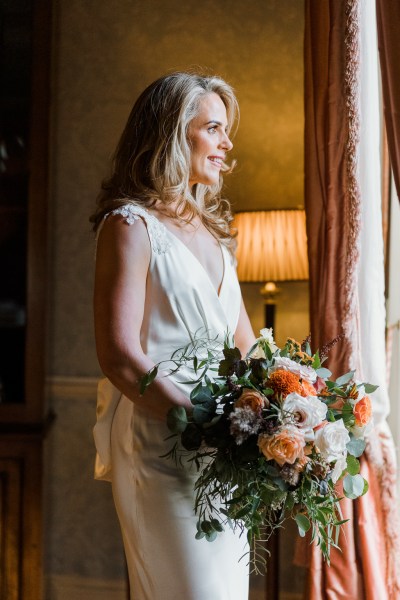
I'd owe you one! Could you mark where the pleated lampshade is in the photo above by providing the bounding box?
[233,210,309,282]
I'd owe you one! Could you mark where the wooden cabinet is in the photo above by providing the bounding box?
[0,437,43,600]
[0,0,52,598]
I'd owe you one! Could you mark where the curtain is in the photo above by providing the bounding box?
[304,0,360,377]
[376,0,400,203]
[303,1,400,598]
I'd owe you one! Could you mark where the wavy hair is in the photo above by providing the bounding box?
[90,71,239,251]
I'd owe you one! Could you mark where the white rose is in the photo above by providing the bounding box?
[283,392,328,441]
[256,328,278,353]
[314,419,350,462]
[331,454,347,484]
[271,356,317,383]
[259,328,275,344]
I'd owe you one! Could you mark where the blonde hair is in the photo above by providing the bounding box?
[90,71,239,250]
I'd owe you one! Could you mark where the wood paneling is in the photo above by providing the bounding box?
[0,439,42,600]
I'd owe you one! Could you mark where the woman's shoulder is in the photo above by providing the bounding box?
[101,200,171,255]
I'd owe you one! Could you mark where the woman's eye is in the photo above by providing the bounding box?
[207,126,217,134]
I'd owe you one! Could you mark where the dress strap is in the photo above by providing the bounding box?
[105,203,171,255]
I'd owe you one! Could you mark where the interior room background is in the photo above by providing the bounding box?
[44,1,308,598]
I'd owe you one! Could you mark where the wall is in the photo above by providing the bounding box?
[45,0,306,597]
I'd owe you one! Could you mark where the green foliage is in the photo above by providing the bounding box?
[166,406,188,433]
[295,514,311,537]
[364,383,379,393]
[139,365,158,394]
[346,437,366,457]
[335,371,355,386]
[346,455,360,475]
[343,474,365,499]
[139,331,375,574]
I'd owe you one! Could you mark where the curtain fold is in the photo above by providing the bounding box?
[304,0,360,378]
[376,0,400,203]
[303,0,400,598]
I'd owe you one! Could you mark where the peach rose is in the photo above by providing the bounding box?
[353,395,372,426]
[258,425,305,466]
[235,389,266,413]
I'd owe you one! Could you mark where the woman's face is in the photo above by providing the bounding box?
[187,92,233,188]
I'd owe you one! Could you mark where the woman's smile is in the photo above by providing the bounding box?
[188,92,233,188]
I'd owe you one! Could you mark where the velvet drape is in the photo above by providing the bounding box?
[376,0,400,203]
[304,0,360,377]
[303,1,400,598]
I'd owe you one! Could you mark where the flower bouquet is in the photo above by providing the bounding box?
[141,329,376,570]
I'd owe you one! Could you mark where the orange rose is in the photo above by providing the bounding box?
[235,389,266,413]
[258,426,305,466]
[267,369,303,399]
[353,395,372,426]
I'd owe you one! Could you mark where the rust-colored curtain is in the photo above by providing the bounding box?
[376,0,400,202]
[303,1,400,598]
[304,0,360,375]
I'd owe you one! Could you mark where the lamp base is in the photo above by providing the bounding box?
[265,304,276,330]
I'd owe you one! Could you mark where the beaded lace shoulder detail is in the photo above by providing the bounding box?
[106,204,171,255]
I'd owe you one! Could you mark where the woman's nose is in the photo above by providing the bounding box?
[220,132,233,152]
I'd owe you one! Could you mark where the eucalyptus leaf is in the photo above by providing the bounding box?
[295,514,310,537]
[335,370,355,386]
[166,406,188,433]
[346,437,366,457]
[346,455,360,476]
[316,367,332,378]
[139,365,158,394]
[190,385,213,405]
[343,474,364,499]
[210,518,224,532]
[193,402,216,424]
[364,383,379,394]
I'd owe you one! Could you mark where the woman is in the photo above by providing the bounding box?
[92,72,255,600]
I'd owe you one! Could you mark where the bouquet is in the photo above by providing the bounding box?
[141,328,376,571]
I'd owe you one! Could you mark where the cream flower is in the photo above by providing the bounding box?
[314,419,350,462]
[257,328,278,352]
[271,356,317,383]
[331,454,347,484]
[283,392,328,441]
[251,345,266,359]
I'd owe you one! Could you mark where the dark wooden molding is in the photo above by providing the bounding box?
[0,0,52,424]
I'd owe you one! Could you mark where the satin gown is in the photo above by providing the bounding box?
[93,204,250,600]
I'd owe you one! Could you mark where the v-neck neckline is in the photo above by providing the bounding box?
[146,209,226,299]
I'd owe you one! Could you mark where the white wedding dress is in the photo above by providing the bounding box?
[93,204,249,600]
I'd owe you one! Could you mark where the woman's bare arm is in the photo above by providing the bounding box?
[234,297,256,356]
[94,215,192,420]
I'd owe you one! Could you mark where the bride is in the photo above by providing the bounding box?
[91,71,255,600]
